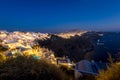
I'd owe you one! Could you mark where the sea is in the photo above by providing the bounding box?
[88,32,120,62]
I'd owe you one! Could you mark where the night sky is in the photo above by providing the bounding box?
[0,0,120,32]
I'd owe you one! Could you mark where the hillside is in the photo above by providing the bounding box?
[37,32,94,62]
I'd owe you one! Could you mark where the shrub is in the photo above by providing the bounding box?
[78,74,96,80]
[96,63,120,80]
[0,53,6,63]
[59,65,74,79]
[0,56,69,80]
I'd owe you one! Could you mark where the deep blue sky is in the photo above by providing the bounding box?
[0,0,120,32]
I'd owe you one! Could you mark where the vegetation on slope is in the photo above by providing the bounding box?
[0,55,70,80]
[96,63,120,80]
[0,53,6,63]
